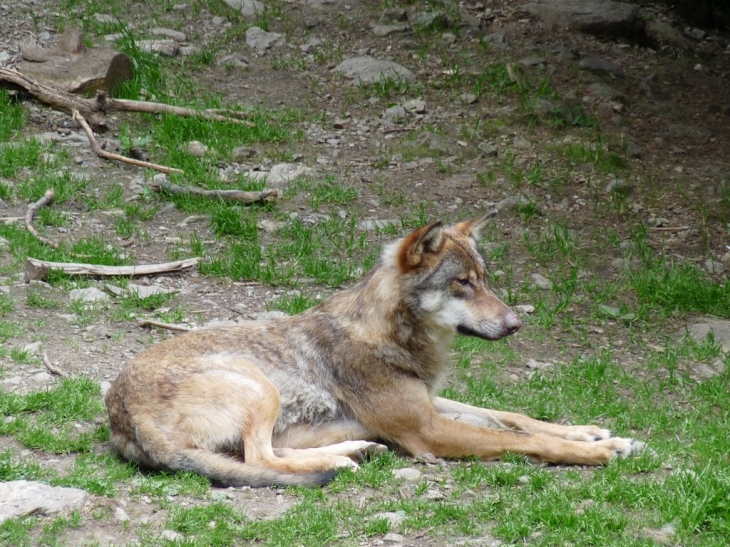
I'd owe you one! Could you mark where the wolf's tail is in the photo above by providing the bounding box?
[173,449,338,487]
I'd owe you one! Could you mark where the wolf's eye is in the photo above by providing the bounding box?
[456,278,471,287]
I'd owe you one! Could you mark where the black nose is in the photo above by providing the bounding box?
[504,311,521,335]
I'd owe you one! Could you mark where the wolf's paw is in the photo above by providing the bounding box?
[345,441,388,463]
[600,437,647,460]
[333,456,360,471]
[564,425,613,442]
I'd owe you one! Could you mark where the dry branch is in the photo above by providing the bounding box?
[1,67,254,128]
[151,180,278,204]
[42,351,66,377]
[25,188,58,248]
[25,257,200,282]
[137,319,191,332]
[72,109,184,174]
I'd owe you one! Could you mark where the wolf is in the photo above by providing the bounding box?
[105,214,642,486]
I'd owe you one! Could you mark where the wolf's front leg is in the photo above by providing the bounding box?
[434,397,613,441]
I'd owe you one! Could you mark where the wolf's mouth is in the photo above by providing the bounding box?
[457,324,503,341]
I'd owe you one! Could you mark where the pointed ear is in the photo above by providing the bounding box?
[450,210,497,240]
[397,221,444,272]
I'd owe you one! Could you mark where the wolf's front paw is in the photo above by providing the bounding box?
[600,437,648,460]
[564,425,613,442]
[347,441,388,462]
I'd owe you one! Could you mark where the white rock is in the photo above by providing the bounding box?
[69,287,109,303]
[333,56,416,85]
[392,467,422,481]
[530,273,553,290]
[223,0,264,17]
[115,506,130,522]
[127,284,176,299]
[0,481,86,524]
[246,27,286,50]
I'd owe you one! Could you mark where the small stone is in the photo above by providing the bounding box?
[402,99,426,113]
[151,27,187,42]
[526,358,553,370]
[22,341,42,355]
[69,287,109,303]
[160,530,184,542]
[115,507,130,522]
[218,53,249,68]
[382,105,407,124]
[379,8,407,24]
[372,511,405,530]
[579,56,624,78]
[530,273,553,290]
[246,27,285,50]
[513,304,534,314]
[0,481,86,524]
[136,39,179,57]
[383,532,404,543]
[357,219,399,230]
[704,259,724,274]
[127,284,175,299]
[477,141,497,157]
[181,141,208,157]
[599,305,621,317]
[100,380,112,397]
[231,146,257,161]
[460,92,478,105]
[392,467,422,481]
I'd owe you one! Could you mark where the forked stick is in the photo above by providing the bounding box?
[150,180,278,204]
[25,189,58,248]
[72,109,184,174]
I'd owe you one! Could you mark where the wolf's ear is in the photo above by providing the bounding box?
[451,210,497,240]
[398,221,444,272]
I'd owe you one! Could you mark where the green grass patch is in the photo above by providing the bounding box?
[0,90,27,141]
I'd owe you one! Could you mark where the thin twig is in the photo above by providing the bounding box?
[42,351,66,377]
[72,109,184,174]
[648,226,690,232]
[137,319,191,332]
[103,96,255,126]
[151,180,278,204]
[25,188,58,248]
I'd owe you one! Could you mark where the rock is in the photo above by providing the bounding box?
[639,74,671,101]
[625,142,642,158]
[246,27,286,50]
[530,273,553,290]
[404,132,460,157]
[299,38,324,53]
[392,467,422,481]
[382,105,407,124]
[160,530,184,542]
[115,506,130,522]
[483,33,507,45]
[513,304,535,314]
[255,311,289,320]
[231,146,257,161]
[526,358,553,370]
[267,163,314,187]
[384,532,404,543]
[380,9,408,24]
[533,97,574,124]
[477,141,498,157]
[523,0,645,42]
[588,82,624,102]
[372,24,409,37]
[692,359,726,380]
[0,481,87,524]
[69,287,109,303]
[357,219,399,230]
[496,193,533,211]
[684,27,706,41]
[685,320,730,352]
[460,92,478,104]
[579,57,624,78]
[402,99,426,113]
[666,124,713,140]
[151,27,187,42]
[218,52,249,68]
[15,27,133,96]
[127,284,175,299]
[181,140,208,157]
[136,39,179,57]
[333,56,416,85]
[22,341,42,355]
[641,522,676,545]
[605,177,630,193]
[93,13,117,24]
[100,380,113,397]
[223,0,264,17]
[646,20,692,49]
[520,55,546,67]
[704,259,725,274]
[372,511,406,530]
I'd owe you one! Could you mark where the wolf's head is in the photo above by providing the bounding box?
[394,214,521,341]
